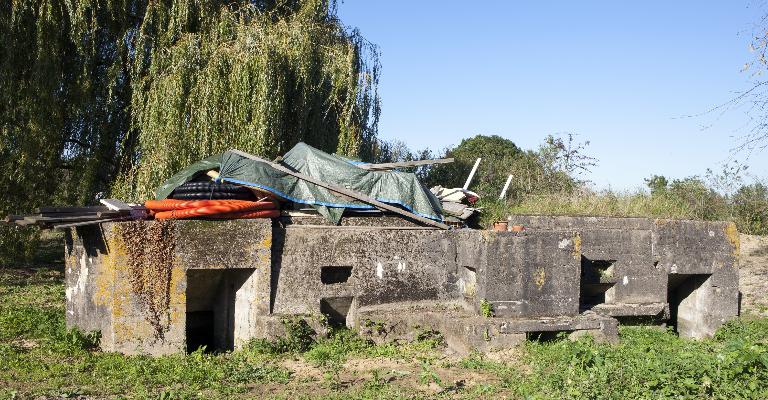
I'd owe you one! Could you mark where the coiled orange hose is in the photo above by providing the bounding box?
[145,199,279,220]
[204,209,281,219]
[145,199,271,211]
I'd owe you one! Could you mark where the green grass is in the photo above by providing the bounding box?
[481,191,697,227]
[0,266,767,399]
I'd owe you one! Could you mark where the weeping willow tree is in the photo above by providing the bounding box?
[116,0,380,199]
[0,0,379,262]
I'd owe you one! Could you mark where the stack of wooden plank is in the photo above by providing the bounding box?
[3,201,148,229]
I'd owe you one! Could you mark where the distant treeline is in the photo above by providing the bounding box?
[376,134,768,235]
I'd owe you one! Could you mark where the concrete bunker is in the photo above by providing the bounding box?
[64,215,741,355]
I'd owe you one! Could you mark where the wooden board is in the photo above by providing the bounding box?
[100,199,133,211]
[356,158,454,171]
[53,217,131,229]
[36,206,111,214]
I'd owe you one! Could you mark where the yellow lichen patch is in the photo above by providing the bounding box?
[654,218,670,226]
[572,232,582,260]
[95,231,128,308]
[724,222,740,263]
[534,268,546,289]
[260,235,272,250]
[168,261,186,327]
[258,235,273,266]
[113,319,155,345]
[99,229,133,323]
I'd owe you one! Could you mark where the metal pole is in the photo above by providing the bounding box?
[463,158,482,190]
[499,174,513,200]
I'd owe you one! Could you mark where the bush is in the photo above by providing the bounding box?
[733,183,768,235]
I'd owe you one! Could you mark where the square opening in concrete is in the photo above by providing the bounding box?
[580,256,617,310]
[526,331,572,342]
[459,266,477,299]
[667,273,712,337]
[320,297,354,326]
[320,266,353,284]
[186,268,257,353]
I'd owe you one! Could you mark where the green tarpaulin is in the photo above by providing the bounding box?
[155,142,443,224]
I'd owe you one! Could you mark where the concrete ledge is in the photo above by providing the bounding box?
[355,303,618,354]
[591,302,670,319]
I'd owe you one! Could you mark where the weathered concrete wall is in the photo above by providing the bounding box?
[64,215,741,355]
[64,226,111,335]
[65,223,187,355]
[271,226,459,320]
[473,231,580,318]
[506,215,740,338]
[272,226,580,322]
[65,219,272,355]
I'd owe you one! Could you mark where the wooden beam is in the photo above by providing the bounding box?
[226,149,450,230]
[356,158,454,171]
[36,206,111,214]
[3,215,23,223]
[53,217,132,229]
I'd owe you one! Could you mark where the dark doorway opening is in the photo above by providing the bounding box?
[526,330,572,342]
[320,297,354,326]
[185,268,256,353]
[186,311,214,352]
[579,256,617,310]
[667,273,711,336]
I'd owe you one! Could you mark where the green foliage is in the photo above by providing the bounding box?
[733,183,768,235]
[1,266,768,398]
[117,0,380,200]
[245,316,317,354]
[435,134,766,233]
[275,317,317,353]
[0,0,380,261]
[537,133,597,182]
[645,174,669,195]
[392,133,590,227]
[479,298,494,318]
[372,133,766,234]
[425,135,522,196]
[514,324,768,399]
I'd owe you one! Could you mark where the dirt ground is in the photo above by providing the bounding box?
[245,354,510,398]
[739,234,768,316]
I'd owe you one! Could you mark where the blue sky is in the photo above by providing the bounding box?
[337,1,768,190]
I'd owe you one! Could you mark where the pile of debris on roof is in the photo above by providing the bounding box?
[3,142,484,229]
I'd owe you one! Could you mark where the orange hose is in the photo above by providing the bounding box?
[147,199,279,220]
[204,209,281,219]
[154,203,275,219]
[145,199,274,211]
